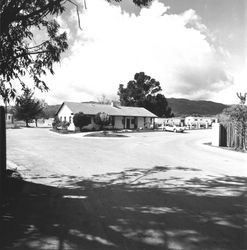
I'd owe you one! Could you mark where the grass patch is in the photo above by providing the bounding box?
[84,131,128,137]
[50,128,75,134]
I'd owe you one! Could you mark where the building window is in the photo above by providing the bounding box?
[60,116,62,121]
[69,116,72,123]
[131,118,135,124]
[64,116,66,121]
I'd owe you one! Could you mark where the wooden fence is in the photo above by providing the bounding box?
[222,122,247,150]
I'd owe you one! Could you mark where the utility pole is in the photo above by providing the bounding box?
[0,106,6,197]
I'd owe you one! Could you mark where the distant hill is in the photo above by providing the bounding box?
[167,98,228,117]
[47,98,228,118]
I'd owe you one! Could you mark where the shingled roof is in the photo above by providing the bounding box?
[57,102,157,117]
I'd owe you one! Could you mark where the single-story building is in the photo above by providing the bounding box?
[185,116,218,128]
[56,102,157,131]
[155,117,185,127]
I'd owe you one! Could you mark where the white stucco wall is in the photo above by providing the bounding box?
[211,122,221,146]
[114,116,124,129]
[57,104,75,131]
[137,117,153,129]
[138,117,144,129]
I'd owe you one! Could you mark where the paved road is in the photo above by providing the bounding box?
[7,128,247,184]
[3,128,247,250]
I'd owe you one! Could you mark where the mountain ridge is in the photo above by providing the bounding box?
[167,98,228,116]
[46,98,229,117]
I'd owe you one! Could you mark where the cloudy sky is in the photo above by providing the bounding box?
[36,0,246,105]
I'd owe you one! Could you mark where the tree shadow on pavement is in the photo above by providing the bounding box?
[0,167,246,250]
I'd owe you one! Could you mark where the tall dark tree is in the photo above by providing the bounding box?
[143,93,173,118]
[118,72,173,117]
[14,88,44,127]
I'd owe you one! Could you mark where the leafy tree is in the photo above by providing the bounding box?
[0,0,70,94]
[94,112,110,130]
[0,0,153,97]
[118,72,173,117]
[0,79,16,112]
[14,88,44,127]
[73,112,91,131]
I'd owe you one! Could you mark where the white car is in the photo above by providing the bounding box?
[164,124,185,133]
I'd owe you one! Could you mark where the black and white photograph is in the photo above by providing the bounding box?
[0,0,246,249]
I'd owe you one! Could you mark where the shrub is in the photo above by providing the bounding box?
[61,121,70,131]
[73,112,91,131]
[94,112,110,130]
[52,116,61,130]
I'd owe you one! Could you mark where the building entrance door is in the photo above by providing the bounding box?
[126,118,130,129]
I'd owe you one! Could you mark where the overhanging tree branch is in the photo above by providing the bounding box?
[67,0,82,30]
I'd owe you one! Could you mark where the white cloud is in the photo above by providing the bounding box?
[210,65,247,104]
[38,0,233,104]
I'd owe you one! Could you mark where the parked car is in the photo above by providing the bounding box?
[164,124,185,133]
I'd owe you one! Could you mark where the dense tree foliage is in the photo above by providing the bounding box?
[14,88,44,127]
[73,112,91,131]
[94,112,110,130]
[118,72,173,117]
[0,0,69,94]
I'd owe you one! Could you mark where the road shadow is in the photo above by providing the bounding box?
[1,167,246,250]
